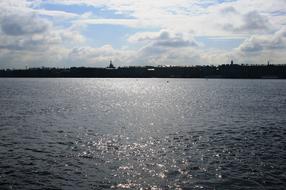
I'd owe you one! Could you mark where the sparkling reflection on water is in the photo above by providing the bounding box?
[0,78,285,189]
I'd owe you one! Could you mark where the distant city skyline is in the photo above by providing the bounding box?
[0,0,286,69]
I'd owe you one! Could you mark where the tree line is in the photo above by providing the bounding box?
[0,64,285,78]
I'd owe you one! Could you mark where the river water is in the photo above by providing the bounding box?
[0,78,285,189]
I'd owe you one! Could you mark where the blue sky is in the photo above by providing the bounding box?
[0,0,286,68]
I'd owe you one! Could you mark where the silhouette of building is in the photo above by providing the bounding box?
[231,60,234,65]
[107,60,115,69]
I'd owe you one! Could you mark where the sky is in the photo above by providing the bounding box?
[0,0,286,69]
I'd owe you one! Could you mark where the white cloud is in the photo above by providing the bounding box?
[238,27,286,53]
[0,1,86,68]
[128,30,198,48]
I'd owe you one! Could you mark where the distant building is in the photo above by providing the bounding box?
[107,60,115,69]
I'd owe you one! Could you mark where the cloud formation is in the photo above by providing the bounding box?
[0,0,285,68]
[239,27,286,53]
[223,11,271,33]
[1,14,50,36]
[129,30,198,48]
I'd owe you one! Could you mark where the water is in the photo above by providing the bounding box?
[0,78,285,190]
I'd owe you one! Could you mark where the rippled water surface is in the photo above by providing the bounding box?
[0,78,285,189]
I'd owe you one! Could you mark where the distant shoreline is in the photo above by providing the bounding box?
[0,77,285,79]
[1,64,285,79]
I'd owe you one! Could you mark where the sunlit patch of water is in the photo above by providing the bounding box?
[68,127,286,189]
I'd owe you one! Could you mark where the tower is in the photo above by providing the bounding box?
[107,60,115,69]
